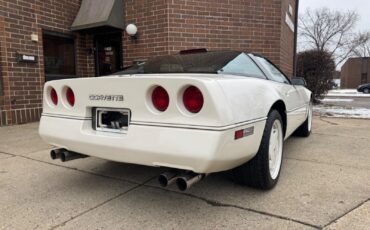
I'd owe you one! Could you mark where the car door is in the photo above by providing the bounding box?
[251,55,307,137]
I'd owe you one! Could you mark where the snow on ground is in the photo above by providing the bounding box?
[327,89,370,98]
[317,89,370,118]
[314,105,370,119]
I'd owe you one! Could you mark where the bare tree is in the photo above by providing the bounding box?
[299,8,370,67]
[353,33,370,57]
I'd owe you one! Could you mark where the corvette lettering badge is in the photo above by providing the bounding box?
[89,95,124,102]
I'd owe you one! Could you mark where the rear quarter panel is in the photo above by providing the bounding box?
[215,76,284,123]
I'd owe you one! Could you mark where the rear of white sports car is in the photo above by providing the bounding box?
[39,51,312,191]
[39,75,266,172]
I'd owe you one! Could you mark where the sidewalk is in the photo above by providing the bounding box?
[0,117,369,229]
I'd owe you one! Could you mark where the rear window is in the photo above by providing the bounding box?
[116,51,266,79]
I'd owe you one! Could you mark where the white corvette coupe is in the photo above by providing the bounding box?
[39,50,312,191]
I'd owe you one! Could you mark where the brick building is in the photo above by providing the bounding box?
[0,0,298,126]
[341,57,370,89]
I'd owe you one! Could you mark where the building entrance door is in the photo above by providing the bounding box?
[95,32,123,76]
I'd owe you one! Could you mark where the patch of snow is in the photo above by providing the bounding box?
[327,93,370,98]
[329,89,357,94]
[321,98,354,102]
[314,105,370,119]
[326,89,370,97]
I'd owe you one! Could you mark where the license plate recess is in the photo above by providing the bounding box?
[94,108,130,133]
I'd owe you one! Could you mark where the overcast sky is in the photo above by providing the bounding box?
[299,0,370,33]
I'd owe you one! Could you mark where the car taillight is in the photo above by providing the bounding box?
[66,88,75,107]
[183,86,203,113]
[50,88,58,105]
[152,86,169,112]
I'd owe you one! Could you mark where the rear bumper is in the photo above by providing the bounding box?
[39,115,265,173]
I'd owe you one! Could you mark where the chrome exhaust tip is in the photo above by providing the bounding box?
[60,150,87,162]
[158,170,180,187]
[50,149,64,160]
[176,172,206,191]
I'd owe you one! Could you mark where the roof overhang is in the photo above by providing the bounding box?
[71,0,124,32]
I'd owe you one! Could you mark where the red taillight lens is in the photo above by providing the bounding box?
[152,86,169,112]
[66,88,75,107]
[50,88,58,105]
[183,86,204,113]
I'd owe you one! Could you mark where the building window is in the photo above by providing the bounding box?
[361,73,368,84]
[43,32,76,81]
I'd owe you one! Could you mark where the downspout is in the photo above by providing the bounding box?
[293,0,300,77]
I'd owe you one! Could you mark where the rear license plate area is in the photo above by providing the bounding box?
[94,108,130,133]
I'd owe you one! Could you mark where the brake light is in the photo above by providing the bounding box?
[50,88,58,105]
[152,86,169,112]
[66,88,75,107]
[183,86,203,113]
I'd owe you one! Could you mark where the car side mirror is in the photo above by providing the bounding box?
[291,77,307,87]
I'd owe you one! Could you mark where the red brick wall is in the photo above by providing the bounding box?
[167,0,281,66]
[123,0,170,66]
[280,0,296,76]
[165,0,295,76]
[0,0,87,126]
[123,0,296,74]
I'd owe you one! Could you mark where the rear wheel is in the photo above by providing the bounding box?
[293,102,312,137]
[232,110,284,190]
[364,88,370,94]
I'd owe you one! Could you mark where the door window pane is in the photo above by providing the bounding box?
[255,56,290,84]
[43,34,76,80]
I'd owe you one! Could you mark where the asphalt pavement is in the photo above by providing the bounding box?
[1,117,370,229]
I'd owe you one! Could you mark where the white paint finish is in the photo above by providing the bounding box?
[39,116,265,173]
[218,78,309,138]
[42,75,234,127]
[40,73,311,173]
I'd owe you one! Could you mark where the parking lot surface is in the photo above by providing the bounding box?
[0,117,369,229]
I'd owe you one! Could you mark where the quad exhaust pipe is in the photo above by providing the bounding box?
[158,170,181,187]
[50,149,88,162]
[158,170,207,191]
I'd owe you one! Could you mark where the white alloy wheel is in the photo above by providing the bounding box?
[364,88,370,94]
[269,120,283,180]
[232,110,284,190]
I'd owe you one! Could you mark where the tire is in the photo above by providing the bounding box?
[364,88,370,94]
[232,110,284,190]
[293,102,312,137]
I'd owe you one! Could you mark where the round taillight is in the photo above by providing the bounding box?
[183,86,204,113]
[50,88,58,105]
[66,88,75,107]
[152,86,169,112]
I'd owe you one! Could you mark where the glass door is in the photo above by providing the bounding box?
[95,32,123,76]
